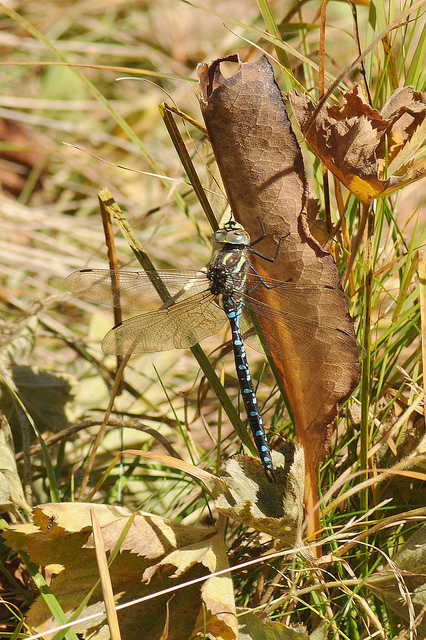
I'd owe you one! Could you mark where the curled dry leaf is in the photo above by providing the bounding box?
[215,444,305,541]
[3,503,236,640]
[288,85,426,204]
[198,55,360,532]
[130,445,304,542]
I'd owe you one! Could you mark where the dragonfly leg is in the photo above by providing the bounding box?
[249,217,268,247]
[248,263,293,291]
[249,217,289,263]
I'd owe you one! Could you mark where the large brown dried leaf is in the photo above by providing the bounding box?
[198,56,360,526]
[288,85,426,204]
[3,503,236,640]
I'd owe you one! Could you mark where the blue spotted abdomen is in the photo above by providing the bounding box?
[222,297,275,482]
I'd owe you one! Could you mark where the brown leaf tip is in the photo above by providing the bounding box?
[197,54,240,102]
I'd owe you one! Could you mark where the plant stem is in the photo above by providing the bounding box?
[360,202,374,519]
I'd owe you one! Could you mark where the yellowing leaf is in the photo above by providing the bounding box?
[4,502,234,640]
[145,519,237,639]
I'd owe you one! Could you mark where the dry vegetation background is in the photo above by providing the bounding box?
[0,0,425,638]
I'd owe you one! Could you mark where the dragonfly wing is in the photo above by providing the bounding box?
[244,276,346,329]
[241,283,357,363]
[65,269,208,311]
[101,290,227,355]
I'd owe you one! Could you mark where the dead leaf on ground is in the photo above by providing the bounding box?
[0,365,75,450]
[144,516,235,638]
[288,85,426,204]
[367,522,426,637]
[198,55,360,535]
[0,413,30,515]
[215,444,304,541]
[3,503,237,640]
[129,443,304,542]
[238,609,330,639]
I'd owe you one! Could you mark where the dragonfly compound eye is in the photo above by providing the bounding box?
[226,230,249,244]
[214,230,228,243]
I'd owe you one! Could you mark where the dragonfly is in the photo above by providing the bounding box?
[65,219,351,482]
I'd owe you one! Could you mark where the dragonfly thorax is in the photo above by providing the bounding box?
[208,221,251,298]
[207,245,249,298]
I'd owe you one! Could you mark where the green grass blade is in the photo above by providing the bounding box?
[0,374,60,502]
[22,553,79,640]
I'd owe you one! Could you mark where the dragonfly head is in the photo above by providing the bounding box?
[214,220,250,246]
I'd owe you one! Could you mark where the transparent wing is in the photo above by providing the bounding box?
[65,267,356,361]
[64,268,209,311]
[242,278,346,331]
[66,268,346,328]
[240,279,357,363]
[101,290,227,355]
